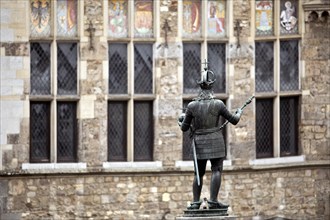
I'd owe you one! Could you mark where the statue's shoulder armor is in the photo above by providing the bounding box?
[209,99,223,116]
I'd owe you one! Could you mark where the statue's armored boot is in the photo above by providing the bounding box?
[187,201,202,210]
[207,200,229,209]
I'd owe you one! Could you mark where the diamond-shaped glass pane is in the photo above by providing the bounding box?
[134,101,153,161]
[108,101,127,161]
[183,43,201,94]
[208,43,226,93]
[56,0,77,37]
[280,40,299,91]
[30,43,51,95]
[134,44,153,94]
[30,102,50,162]
[57,102,77,162]
[255,0,273,36]
[57,43,77,95]
[255,42,274,92]
[280,0,298,35]
[109,44,128,94]
[256,99,273,158]
[30,0,51,38]
[280,96,298,156]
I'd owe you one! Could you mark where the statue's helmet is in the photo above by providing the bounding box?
[197,62,216,90]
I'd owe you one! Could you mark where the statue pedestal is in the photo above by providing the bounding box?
[176,209,236,220]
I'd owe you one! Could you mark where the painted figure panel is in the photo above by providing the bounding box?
[183,0,201,38]
[30,0,51,38]
[57,0,77,37]
[255,0,273,36]
[134,0,153,38]
[108,0,128,38]
[280,0,298,35]
[207,0,226,37]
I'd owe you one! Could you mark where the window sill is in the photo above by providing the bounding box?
[102,161,162,172]
[249,155,305,166]
[22,162,87,170]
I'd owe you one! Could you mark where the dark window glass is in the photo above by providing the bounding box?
[30,43,51,95]
[255,42,274,92]
[108,101,127,161]
[183,43,201,94]
[57,102,77,162]
[57,43,77,95]
[30,102,50,162]
[134,101,153,161]
[280,96,299,156]
[109,44,128,94]
[208,43,226,93]
[134,44,153,94]
[280,40,299,91]
[256,99,274,158]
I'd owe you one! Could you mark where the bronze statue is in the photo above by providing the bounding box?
[178,61,244,210]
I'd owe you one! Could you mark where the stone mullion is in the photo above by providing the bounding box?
[80,0,108,167]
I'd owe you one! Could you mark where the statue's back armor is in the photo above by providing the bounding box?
[187,99,226,159]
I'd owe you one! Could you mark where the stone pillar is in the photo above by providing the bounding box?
[80,0,108,167]
[227,0,256,165]
[154,0,182,168]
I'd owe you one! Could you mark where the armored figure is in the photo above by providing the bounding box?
[178,62,242,210]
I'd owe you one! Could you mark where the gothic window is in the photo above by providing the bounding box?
[107,1,155,162]
[29,0,79,163]
[255,1,300,159]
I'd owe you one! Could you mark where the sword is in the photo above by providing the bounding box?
[192,139,200,186]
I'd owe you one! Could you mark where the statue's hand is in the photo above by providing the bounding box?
[178,113,185,127]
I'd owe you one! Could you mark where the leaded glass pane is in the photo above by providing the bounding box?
[30,0,51,38]
[134,0,153,38]
[109,44,128,94]
[280,0,298,35]
[30,102,50,162]
[183,43,201,94]
[183,0,201,38]
[280,96,298,156]
[255,42,274,92]
[280,40,299,91]
[207,0,226,37]
[56,0,77,37]
[134,44,153,94]
[30,43,51,95]
[134,101,153,161]
[57,102,77,162]
[256,99,273,158]
[108,101,127,161]
[255,0,273,36]
[108,0,128,38]
[208,43,226,93]
[57,43,77,95]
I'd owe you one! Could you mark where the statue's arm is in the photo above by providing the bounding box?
[218,101,242,125]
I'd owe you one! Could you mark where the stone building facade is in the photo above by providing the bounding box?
[0,0,329,219]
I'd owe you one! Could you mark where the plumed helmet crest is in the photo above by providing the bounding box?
[197,59,216,90]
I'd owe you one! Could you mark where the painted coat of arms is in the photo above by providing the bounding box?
[30,0,51,37]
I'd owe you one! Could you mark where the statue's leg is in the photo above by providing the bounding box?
[208,158,228,209]
[188,159,207,210]
[209,158,223,201]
